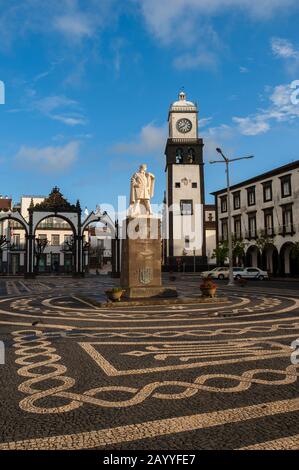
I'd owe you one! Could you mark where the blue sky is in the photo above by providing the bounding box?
[1,0,299,214]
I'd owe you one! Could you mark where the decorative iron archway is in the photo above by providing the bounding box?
[0,211,29,275]
[0,187,115,278]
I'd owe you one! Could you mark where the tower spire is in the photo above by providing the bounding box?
[179,89,186,101]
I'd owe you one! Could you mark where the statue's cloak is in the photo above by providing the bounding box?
[130,172,155,205]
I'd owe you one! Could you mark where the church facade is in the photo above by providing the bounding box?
[163,91,216,271]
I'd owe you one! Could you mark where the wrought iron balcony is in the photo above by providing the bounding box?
[37,222,72,230]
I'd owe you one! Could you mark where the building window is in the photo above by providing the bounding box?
[64,234,73,243]
[247,186,256,206]
[192,182,197,188]
[51,234,60,246]
[263,181,272,202]
[234,217,242,240]
[248,214,256,239]
[220,195,227,213]
[12,234,20,247]
[175,182,181,188]
[221,219,228,241]
[176,148,183,164]
[281,175,292,198]
[97,239,104,249]
[234,217,242,239]
[281,204,293,234]
[233,191,241,210]
[264,210,274,236]
[180,200,193,215]
[185,236,190,248]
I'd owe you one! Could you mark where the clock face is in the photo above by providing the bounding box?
[176,118,192,134]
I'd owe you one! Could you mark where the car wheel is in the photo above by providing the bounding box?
[218,274,224,280]
[258,275,264,281]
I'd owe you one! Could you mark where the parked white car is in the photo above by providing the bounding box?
[201,267,229,280]
[233,267,269,281]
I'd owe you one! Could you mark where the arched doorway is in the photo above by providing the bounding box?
[28,187,82,277]
[34,215,77,274]
[245,245,261,268]
[280,242,299,277]
[0,212,29,275]
[262,244,279,276]
[81,211,117,275]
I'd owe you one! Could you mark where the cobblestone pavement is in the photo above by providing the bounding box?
[0,276,299,450]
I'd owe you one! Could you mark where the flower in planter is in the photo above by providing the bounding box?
[200,276,217,297]
[200,279,217,290]
[105,287,125,301]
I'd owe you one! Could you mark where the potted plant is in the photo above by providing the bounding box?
[105,287,125,302]
[200,277,217,298]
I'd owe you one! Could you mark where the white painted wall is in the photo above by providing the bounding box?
[206,229,216,264]
[171,164,203,256]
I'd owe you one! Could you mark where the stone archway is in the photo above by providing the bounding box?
[245,245,261,268]
[280,242,298,277]
[262,244,279,275]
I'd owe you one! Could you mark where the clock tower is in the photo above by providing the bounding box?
[164,91,207,270]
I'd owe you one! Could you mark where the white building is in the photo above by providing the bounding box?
[88,223,112,272]
[212,160,299,276]
[164,91,216,271]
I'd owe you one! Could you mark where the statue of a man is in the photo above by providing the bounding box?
[129,164,155,216]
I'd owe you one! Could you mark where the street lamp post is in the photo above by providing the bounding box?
[210,148,254,286]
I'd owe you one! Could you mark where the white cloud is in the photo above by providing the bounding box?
[239,66,249,73]
[0,0,119,47]
[33,96,77,114]
[174,49,218,70]
[15,141,80,172]
[134,0,298,71]
[53,13,95,39]
[233,117,270,136]
[233,82,299,135]
[271,37,299,73]
[202,124,236,159]
[111,123,167,155]
[32,95,87,126]
[136,0,298,43]
[271,37,299,59]
[199,117,213,128]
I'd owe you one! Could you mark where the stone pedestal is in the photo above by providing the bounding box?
[121,216,177,299]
